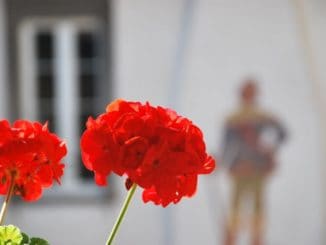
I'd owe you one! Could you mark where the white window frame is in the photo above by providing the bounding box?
[17,17,111,199]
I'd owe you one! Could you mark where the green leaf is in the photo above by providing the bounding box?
[29,238,49,245]
[0,225,23,245]
[0,226,49,245]
[20,233,29,244]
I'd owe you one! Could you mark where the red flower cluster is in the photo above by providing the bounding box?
[0,120,67,201]
[81,99,215,206]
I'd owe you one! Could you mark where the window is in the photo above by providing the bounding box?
[17,19,111,199]
[6,0,112,200]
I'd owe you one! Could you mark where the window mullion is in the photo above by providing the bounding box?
[54,22,80,189]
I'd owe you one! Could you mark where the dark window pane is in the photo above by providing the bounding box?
[79,113,94,179]
[39,99,53,112]
[80,114,89,134]
[78,155,94,179]
[36,32,53,59]
[38,60,53,75]
[80,74,95,98]
[38,74,54,98]
[81,99,95,112]
[39,112,55,132]
[80,60,96,75]
[36,31,55,132]
[80,112,96,135]
[78,33,96,58]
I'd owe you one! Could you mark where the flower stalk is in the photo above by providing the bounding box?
[0,173,16,225]
[106,183,137,245]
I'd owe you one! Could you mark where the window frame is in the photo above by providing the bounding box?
[17,17,112,200]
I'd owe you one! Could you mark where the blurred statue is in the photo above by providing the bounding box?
[222,80,286,245]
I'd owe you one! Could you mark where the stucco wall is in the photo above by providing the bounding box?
[0,0,325,244]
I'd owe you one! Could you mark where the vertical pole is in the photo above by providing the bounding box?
[291,0,326,243]
[165,0,196,244]
[167,0,196,109]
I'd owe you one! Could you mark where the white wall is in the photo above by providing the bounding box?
[1,0,325,244]
[111,0,326,244]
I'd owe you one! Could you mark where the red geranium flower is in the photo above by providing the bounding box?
[0,120,67,201]
[81,99,215,207]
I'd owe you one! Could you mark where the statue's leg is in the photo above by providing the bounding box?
[224,177,245,245]
[251,176,266,245]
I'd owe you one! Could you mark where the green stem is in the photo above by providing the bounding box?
[106,183,137,245]
[0,173,16,225]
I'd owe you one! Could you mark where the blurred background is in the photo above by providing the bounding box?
[0,0,325,244]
